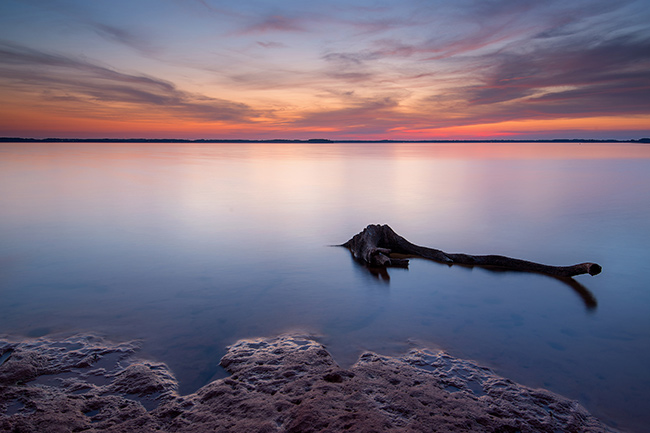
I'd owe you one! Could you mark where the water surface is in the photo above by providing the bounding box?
[1,142,649,431]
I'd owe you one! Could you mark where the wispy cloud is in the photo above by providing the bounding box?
[0,42,259,122]
[91,22,158,56]
[240,15,307,34]
[1,0,648,139]
[257,41,286,49]
[291,96,408,135]
[320,51,381,83]
[464,35,650,114]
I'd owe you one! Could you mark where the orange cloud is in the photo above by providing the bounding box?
[1,0,649,140]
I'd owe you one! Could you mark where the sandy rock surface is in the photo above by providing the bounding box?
[0,334,616,432]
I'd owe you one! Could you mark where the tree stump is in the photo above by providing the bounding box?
[342,224,601,278]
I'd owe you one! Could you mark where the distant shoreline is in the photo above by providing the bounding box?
[2,137,649,144]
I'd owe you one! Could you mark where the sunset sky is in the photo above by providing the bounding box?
[1,0,649,140]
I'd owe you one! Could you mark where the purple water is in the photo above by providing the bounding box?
[1,142,649,431]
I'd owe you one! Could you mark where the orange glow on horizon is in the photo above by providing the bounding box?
[3,105,649,140]
[2,79,648,141]
[389,116,650,141]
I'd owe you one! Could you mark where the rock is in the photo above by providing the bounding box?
[0,333,617,432]
[0,334,175,433]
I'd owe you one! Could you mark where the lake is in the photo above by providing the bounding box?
[1,141,649,431]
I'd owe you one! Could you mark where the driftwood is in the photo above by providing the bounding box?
[342,224,602,278]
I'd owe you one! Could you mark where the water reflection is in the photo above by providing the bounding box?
[346,246,599,310]
[1,142,649,432]
[349,257,395,283]
[552,277,598,310]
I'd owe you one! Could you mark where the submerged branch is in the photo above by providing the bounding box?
[342,224,602,278]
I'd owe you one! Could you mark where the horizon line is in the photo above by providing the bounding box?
[2,137,650,144]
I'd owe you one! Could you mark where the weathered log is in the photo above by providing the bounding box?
[342,224,602,278]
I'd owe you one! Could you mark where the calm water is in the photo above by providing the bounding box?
[1,142,649,431]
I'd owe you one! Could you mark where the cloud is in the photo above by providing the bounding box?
[321,51,381,83]
[2,0,648,138]
[291,96,406,135]
[363,0,645,63]
[257,41,286,49]
[91,22,158,55]
[400,1,650,130]
[322,52,379,66]
[0,42,259,122]
[238,15,307,34]
[464,35,650,114]
[6,1,159,56]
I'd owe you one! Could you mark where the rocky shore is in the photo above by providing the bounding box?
[0,333,616,432]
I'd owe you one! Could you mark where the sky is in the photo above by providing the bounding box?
[0,0,649,140]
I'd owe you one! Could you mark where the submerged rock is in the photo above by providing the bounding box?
[0,334,616,432]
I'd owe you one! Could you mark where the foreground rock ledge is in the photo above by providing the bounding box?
[1,334,616,433]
